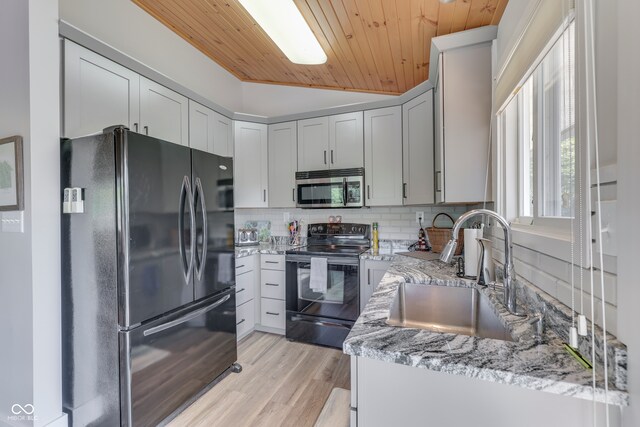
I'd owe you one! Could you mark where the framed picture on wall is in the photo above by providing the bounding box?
[0,135,24,211]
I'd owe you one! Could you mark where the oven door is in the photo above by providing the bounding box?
[285,255,360,321]
[296,177,363,208]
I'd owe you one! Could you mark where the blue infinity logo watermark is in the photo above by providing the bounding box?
[11,404,35,415]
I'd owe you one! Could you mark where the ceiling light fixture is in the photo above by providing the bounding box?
[237,0,327,65]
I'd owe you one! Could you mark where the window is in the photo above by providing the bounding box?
[499,20,575,230]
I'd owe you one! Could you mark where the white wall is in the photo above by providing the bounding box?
[0,2,34,424]
[241,82,394,117]
[616,0,640,424]
[0,1,65,426]
[58,0,244,112]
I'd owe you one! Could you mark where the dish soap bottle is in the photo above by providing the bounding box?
[372,222,379,251]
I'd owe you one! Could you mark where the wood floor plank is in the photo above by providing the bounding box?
[314,388,351,427]
[168,332,350,427]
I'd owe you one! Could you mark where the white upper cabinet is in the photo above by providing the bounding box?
[364,106,403,206]
[268,122,297,208]
[188,100,233,157]
[297,116,329,171]
[402,91,435,205]
[63,40,140,138]
[140,76,189,146]
[234,121,268,208]
[329,112,364,169]
[434,42,492,203]
[212,112,233,157]
[298,112,364,171]
[188,100,213,152]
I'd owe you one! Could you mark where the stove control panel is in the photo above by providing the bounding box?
[308,223,370,238]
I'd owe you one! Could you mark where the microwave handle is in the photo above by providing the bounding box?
[343,178,347,207]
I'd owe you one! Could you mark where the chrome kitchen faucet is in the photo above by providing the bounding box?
[440,209,525,316]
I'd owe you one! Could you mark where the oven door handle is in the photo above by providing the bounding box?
[290,315,352,330]
[285,255,359,266]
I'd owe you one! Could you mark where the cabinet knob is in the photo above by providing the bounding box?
[324,150,327,165]
[143,125,149,135]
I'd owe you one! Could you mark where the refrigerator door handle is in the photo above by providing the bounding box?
[178,176,196,286]
[143,293,231,337]
[194,177,208,281]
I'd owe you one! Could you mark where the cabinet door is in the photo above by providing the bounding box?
[329,112,364,169]
[360,260,391,310]
[188,100,213,153]
[364,106,403,206]
[297,116,329,171]
[213,112,233,157]
[140,76,189,146]
[268,122,297,208]
[64,40,140,138]
[402,91,435,205]
[434,54,445,203]
[441,44,492,203]
[234,121,268,208]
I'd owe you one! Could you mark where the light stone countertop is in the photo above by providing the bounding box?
[343,254,629,406]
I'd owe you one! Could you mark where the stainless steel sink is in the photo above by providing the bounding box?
[386,283,514,342]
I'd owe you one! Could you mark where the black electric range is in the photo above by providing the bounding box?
[285,223,371,349]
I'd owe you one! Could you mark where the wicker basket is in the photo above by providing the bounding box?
[426,213,464,255]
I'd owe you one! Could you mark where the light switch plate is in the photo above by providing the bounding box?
[1,211,24,233]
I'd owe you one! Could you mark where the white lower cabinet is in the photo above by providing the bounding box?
[236,299,255,340]
[257,254,286,334]
[260,298,286,330]
[261,270,286,300]
[235,254,259,341]
[360,259,391,310]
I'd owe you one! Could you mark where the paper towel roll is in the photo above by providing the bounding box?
[464,228,483,277]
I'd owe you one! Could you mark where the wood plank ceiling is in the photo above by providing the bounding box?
[132,0,508,95]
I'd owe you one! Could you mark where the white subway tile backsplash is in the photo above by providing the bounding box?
[235,205,476,242]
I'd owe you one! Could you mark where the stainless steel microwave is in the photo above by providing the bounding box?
[295,168,364,208]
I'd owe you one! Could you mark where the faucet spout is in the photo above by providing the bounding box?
[439,209,521,315]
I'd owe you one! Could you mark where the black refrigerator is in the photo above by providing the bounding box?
[61,126,237,426]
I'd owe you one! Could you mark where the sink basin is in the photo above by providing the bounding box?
[386,283,514,342]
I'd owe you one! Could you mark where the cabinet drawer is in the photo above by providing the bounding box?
[235,255,255,276]
[260,254,285,271]
[236,299,255,340]
[260,298,285,330]
[235,271,255,306]
[260,269,285,300]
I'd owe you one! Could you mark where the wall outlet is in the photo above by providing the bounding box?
[416,211,424,224]
[283,212,291,224]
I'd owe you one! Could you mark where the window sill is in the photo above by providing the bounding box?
[508,223,573,264]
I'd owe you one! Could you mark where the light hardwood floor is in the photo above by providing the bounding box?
[168,332,351,427]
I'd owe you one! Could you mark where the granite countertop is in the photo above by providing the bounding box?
[235,242,302,258]
[343,254,629,406]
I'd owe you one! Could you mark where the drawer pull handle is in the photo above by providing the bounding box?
[236,318,246,326]
[265,261,279,264]
[266,311,280,316]
[237,288,246,293]
[236,264,245,269]
[265,283,279,287]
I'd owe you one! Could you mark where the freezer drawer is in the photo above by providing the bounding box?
[120,289,237,426]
